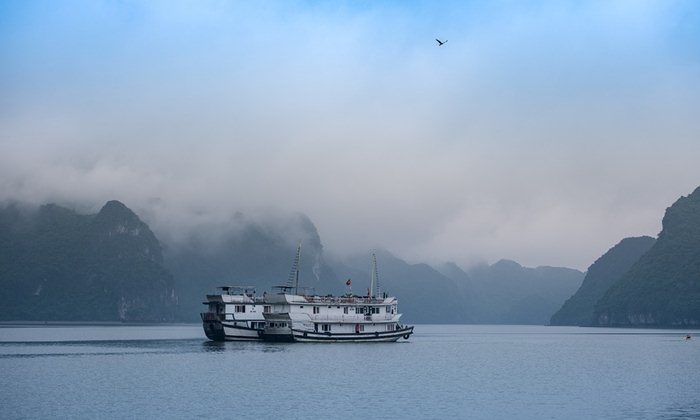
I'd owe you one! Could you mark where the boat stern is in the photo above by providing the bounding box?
[201,312,226,341]
[260,312,295,342]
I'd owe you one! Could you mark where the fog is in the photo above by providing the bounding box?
[2,1,699,269]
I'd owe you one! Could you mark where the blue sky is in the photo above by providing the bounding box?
[1,0,699,269]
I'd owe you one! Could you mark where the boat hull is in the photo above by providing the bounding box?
[202,321,262,341]
[292,326,413,342]
[260,326,414,343]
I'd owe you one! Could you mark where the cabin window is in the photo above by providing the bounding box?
[299,306,304,308]
[235,305,246,313]
[386,306,391,312]
[263,306,271,313]
[322,324,331,332]
[387,324,395,331]
[313,307,320,314]
[357,307,365,314]
[343,307,349,314]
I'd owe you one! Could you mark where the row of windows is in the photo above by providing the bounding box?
[302,305,395,311]
[304,306,396,314]
[313,323,399,333]
[357,307,380,314]
[233,305,397,314]
[263,322,395,331]
[233,305,272,313]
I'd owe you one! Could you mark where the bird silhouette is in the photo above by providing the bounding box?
[436,38,447,46]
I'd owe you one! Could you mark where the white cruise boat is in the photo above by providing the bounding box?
[201,247,414,343]
[260,252,414,343]
[260,288,413,342]
[200,286,267,341]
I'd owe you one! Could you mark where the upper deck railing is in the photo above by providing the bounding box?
[300,294,392,305]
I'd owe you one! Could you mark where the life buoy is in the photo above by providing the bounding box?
[403,334,410,340]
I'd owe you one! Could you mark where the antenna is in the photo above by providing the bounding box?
[286,241,302,294]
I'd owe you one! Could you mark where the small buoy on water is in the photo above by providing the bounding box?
[686,334,692,340]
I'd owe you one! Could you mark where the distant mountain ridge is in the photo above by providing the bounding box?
[6,185,700,326]
[0,201,177,321]
[593,187,700,327]
[550,236,656,326]
[331,250,474,324]
[0,200,622,325]
[165,211,338,320]
[457,259,583,325]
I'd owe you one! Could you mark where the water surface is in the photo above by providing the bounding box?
[1,324,698,419]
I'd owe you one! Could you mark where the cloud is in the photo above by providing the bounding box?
[1,0,699,270]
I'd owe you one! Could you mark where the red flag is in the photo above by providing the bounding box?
[346,279,352,286]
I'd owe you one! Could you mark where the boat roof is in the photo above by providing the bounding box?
[214,286,258,296]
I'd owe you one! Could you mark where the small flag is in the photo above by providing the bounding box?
[346,279,352,286]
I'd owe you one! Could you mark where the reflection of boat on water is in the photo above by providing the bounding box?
[200,244,413,343]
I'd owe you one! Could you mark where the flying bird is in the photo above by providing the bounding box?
[435,38,447,46]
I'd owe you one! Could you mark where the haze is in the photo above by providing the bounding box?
[1,1,699,270]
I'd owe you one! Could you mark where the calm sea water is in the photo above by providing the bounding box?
[1,324,699,419]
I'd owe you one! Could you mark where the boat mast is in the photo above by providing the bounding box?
[286,241,302,294]
[370,252,380,299]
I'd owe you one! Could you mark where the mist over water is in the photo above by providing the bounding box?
[2,325,699,419]
[2,1,700,270]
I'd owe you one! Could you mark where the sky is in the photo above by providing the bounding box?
[1,0,699,270]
